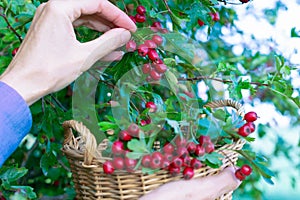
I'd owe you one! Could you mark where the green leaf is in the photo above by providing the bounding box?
[10,185,37,199]
[212,109,227,121]
[127,139,149,153]
[201,152,223,167]
[98,121,118,131]
[40,152,57,176]
[291,27,300,38]
[0,167,28,183]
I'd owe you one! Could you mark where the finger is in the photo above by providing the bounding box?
[101,51,124,62]
[46,0,136,32]
[80,28,131,71]
[73,15,113,32]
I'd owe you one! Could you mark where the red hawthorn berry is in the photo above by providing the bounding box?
[136,5,146,15]
[103,161,115,174]
[195,144,206,156]
[174,136,187,147]
[135,14,146,23]
[172,157,183,168]
[154,58,164,64]
[205,142,215,153]
[160,28,168,34]
[150,69,161,81]
[140,119,147,126]
[163,143,175,154]
[127,123,140,137]
[147,49,159,62]
[53,180,60,187]
[246,122,256,133]
[190,158,203,169]
[161,159,171,169]
[146,75,152,82]
[168,166,181,176]
[151,21,162,31]
[119,130,132,141]
[183,167,194,180]
[197,19,205,26]
[198,135,211,146]
[12,47,19,57]
[50,137,55,142]
[126,40,136,52]
[138,44,149,57]
[238,124,251,137]
[142,154,152,168]
[144,40,157,49]
[124,157,137,171]
[187,142,197,154]
[129,15,136,23]
[244,111,258,122]
[164,153,174,162]
[239,0,250,3]
[181,156,191,167]
[176,147,189,158]
[235,169,246,181]
[142,63,152,74]
[145,118,152,124]
[113,157,125,170]
[152,35,163,46]
[210,12,220,21]
[112,141,124,155]
[150,153,163,169]
[146,101,157,112]
[240,164,252,176]
[154,63,167,74]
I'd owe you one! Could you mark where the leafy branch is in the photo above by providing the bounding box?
[0,13,23,43]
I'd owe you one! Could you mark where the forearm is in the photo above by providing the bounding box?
[0,81,32,167]
[139,167,240,200]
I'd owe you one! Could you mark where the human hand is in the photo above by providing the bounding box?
[0,0,136,105]
[139,167,241,200]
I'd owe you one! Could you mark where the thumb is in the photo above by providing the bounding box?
[80,28,131,71]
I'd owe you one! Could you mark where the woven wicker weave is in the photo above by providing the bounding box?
[62,99,245,200]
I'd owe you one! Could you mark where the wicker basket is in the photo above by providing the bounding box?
[62,100,246,200]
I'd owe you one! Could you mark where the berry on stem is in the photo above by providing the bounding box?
[190,158,203,169]
[136,5,146,15]
[113,157,125,170]
[127,123,140,137]
[240,164,252,176]
[197,19,205,26]
[144,40,157,49]
[154,63,167,74]
[183,167,194,180]
[126,40,136,52]
[150,69,161,81]
[244,111,258,122]
[146,101,157,112]
[112,141,124,155]
[119,130,132,141]
[187,142,197,154]
[238,124,251,137]
[135,14,146,23]
[138,44,149,57]
[152,35,163,46]
[142,63,151,74]
[163,143,175,154]
[12,47,19,56]
[168,166,181,176]
[235,169,246,181]
[195,144,206,156]
[147,49,159,62]
[142,154,151,168]
[124,157,137,171]
[246,122,256,133]
[103,161,115,174]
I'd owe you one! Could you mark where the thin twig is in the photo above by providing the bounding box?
[21,140,39,168]
[178,76,270,87]
[121,0,129,14]
[0,13,23,43]
[162,0,172,14]
[50,94,68,112]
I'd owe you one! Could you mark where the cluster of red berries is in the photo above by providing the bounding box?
[237,111,258,137]
[126,32,166,81]
[140,101,157,126]
[197,11,220,27]
[103,132,216,180]
[235,164,252,181]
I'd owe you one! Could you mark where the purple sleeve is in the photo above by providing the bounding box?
[0,81,32,167]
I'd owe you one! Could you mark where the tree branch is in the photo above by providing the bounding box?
[0,13,23,43]
[178,76,270,87]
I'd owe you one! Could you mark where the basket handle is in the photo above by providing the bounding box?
[204,99,244,116]
[62,120,108,165]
